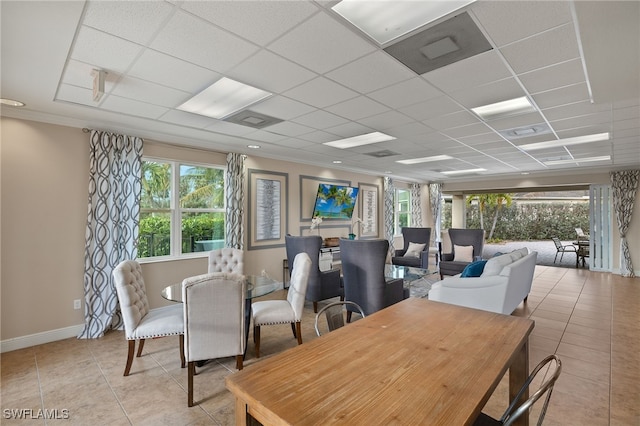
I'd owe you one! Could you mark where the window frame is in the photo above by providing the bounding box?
[138,156,226,263]
[394,187,411,236]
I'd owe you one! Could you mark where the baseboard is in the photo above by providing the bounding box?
[0,305,178,354]
[1,324,84,353]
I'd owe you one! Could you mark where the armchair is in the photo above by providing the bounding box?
[438,228,485,279]
[391,227,431,269]
[285,235,342,313]
[339,238,408,321]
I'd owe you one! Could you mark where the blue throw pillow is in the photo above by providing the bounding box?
[460,260,487,277]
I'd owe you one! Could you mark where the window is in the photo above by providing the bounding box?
[394,188,411,235]
[138,159,225,259]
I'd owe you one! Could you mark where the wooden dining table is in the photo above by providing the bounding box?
[226,297,534,426]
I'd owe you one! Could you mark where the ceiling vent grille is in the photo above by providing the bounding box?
[366,150,399,158]
[223,109,283,129]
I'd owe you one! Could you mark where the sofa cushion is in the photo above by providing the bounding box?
[460,260,487,277]
[481,252,514,277]
[453,245,474,262]
[403,242,426,258]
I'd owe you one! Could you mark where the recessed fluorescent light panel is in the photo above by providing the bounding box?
[544,156,611,166]
[519,132,610,151]
[396,155,453,165]
[324,132,396,149]
[178,77,272,120]
[471,96,536,121]
[332,0,476,45]
[441,168,486,175]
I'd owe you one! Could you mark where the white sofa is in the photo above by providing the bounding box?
[429,248,537,315]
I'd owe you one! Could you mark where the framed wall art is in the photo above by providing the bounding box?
[247,169,288,250]
[358,182,379,238]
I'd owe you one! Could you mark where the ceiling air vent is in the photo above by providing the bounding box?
[224,109,283,129]
[366,150,399,158]
[384,12,492,75]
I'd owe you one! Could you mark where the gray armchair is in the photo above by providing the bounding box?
[339,238,408,321]
[439,228,485,279]
[391,227,432,269]
[285,235,343,313]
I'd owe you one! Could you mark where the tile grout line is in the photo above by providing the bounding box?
[89,346,133,425]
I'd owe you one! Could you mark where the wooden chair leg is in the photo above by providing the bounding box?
[136,338,145,357]
[254,326,260,358]
[124,340,136,376]
[188,361,195,407]
[295,322,302,345]
[291,322,297,338]
[236,355,243,370]
[179,335,186,368]
[346,310,352,323]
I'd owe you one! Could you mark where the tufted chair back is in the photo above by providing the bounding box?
[113,260,150,339]
[207,248,244,274]
[287,252,312,321]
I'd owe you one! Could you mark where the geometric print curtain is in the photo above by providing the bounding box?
[225,153,245,249]
[429,183,443,243]
[410,183,422,227]
[384,176,395,255]
[610,170,639,277]
[78,131,143,339]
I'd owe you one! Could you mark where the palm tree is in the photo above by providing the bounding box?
[466,193,513,240]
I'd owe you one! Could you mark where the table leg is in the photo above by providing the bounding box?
[510,339,530,426]
[234,397,248,426]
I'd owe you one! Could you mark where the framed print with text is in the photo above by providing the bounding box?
[358,183,379,238]
[248,169,288,250]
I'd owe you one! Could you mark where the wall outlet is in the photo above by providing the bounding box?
[73,299,81,310]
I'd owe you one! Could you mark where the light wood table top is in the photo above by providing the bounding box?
[226,298,534,426]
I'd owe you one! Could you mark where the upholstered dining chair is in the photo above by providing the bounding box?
[473,355,562,426]
[252,252,311,358]
[207,248,243,274]
[438,228,485,279]
[112,260,185,376]
[340,238,408,321]
[182,273,246,407]
[285,234,342,313]
[391,227,432,269]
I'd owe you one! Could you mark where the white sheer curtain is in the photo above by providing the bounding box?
[79,130,143,339]
[410,183,422,227]
[610,170,639,277]
[226,153,245,249]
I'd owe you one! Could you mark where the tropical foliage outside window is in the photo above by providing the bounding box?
[395,188,411,235]
[139,159,225,258]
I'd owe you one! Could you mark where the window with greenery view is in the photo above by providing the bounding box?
[394,188,411,235]
[138,159,225,258]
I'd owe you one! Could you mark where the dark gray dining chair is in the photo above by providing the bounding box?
[285,234,342,313]
[314,301,365,336]
[391,227,432,269]
[339,238,407,321]
[439,228,485,279]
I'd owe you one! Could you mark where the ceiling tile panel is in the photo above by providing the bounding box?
[500,24,580,74]
[368,77,441,109]
[325,96,389,121]
[100,95,169,119]
[532,83,591,109]
[519,59,585,94]
[204,120,257,137]
[181,1,318,45]
[542,100,612,122]
[424,50,512,92]
[159,109,223,129]
[150,10,259,73]
[291,110,349,129]
[228,50,317,94]
[398,96,462,121]
[250,96,316,120]
[71,26,143,73]
[83,1,175,45]
[111,76,190,108]
[325,51,415,94]
[470,0,572,47]
[262,121,315,137]
[423,111,479,131]
[449,77,525,109]
[283,77,358,109]
[268,12,376,74]
[357,110,415,130]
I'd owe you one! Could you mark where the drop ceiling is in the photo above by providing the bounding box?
[1,0,639,184]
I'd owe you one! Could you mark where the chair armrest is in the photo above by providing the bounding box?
[437,276,508,289]
[419,250,430,269]
[395,249,407,257]
[385,278,406,305]
[441,253,454,261]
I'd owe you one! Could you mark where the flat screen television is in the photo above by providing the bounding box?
[311,183,359,220]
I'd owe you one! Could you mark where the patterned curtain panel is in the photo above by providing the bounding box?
[384,176,395,254]
[226,153,245,249]
[410,183,422,227]
[610,170,639,277]
[429,183,443,242]
[79,131,143,339]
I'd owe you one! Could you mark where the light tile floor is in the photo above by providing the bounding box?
[1,266,638,425]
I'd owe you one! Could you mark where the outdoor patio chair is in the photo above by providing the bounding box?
[552,237,577,263]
